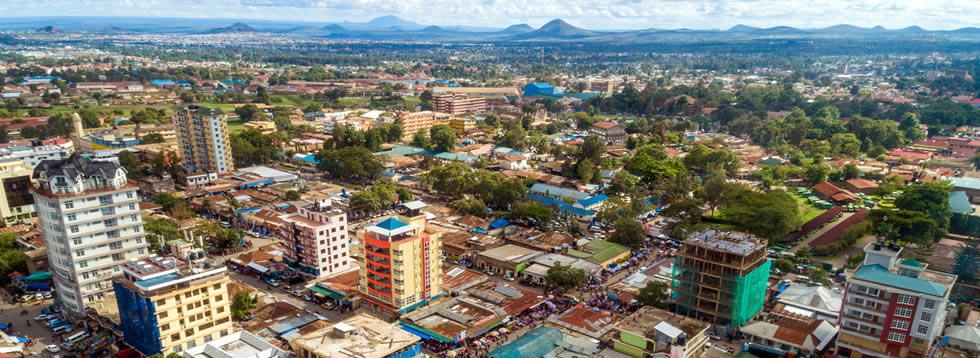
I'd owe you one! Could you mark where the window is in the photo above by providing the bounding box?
[66,214,76,221]
[65,201,74,209]
[70,225,79,233]
[104,218,117,227]
[73,238,82,245]
[127,192,134,199]
[891,319,909,330]
[923,299,935,310]
[109,242,122,250]
[171,334,180,342]
[99,195,112,205]
[848,322,859,329]
[917,325,929,335]
[888,332,906,343]
[897,294,915,305]
[75,249,85,257]
[129,203,136,210]
[867,287,879,296]
[79,261,87,268]
[920,312,932,322]
[215,294,222,301]
[161,323,170,331]
[854,298,865,305]
[216,306,224,313]
[895,307,913,318]
[101,207,114,215]
[159,311,168,318]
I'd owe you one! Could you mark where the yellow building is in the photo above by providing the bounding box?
[0,161,36,224]
[358,201,442,320]
[173,105,234,173]
[113,256,233,356]
[397,111,451,142]
[450,118,476,134]
[243,120,277,134]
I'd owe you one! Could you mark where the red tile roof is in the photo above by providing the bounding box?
[592,121,618,129]
[813,181,859,202]
[845,178,878,190]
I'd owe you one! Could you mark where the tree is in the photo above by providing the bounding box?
[118,150,145,179]
[429,124,458,152]
[809,268,830,285]
[509,201,553,224]
[284,190,301,201]
[577,158,595,184]
[145,217,180,254]
[141,132,165,144]
[843,164,860,180]
[610,218,645,250]
[410,131,430,149]
[78,109,102,128]
[303,102,322,113]
[231,292,257,320]
[450,198,488,217]
[395,187,413,202]
[637,281,669,308]
[234,104,261,121]
[829,133,862,157]
[952,242,978,285]
[153,193,178,212]
[315,147,385,181]
[720,189,801,241]
[795,247,813,266]
[0,233,26,280]
[545,262,587,291]
[773,258,794,275]
[896,182,953,229]
[483,114,500,128]
[806,164,830,183]
[419,90,433,102]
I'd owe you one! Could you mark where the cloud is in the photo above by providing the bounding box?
[0,0,976,30]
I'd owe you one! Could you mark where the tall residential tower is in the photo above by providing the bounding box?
[31,154,149,314]
[173,105,233,174]
[278,199,352,279]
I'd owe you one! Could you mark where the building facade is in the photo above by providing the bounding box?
[0,161,37,224]
[397,111,451,142]
[31,154,149,315]
[357,201,442,320]
[173,105,234,174]
[589,121,627,143]
[836,242,956,358]
[0,139,75,168]
[278,199,352,279]
[113,256,233,356]
[672,229,770,327]
[432,93,488,115]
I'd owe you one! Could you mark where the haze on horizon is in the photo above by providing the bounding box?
[1,0,977,31]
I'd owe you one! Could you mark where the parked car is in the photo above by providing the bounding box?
[46,345,61,353]
[483,270,495,276]
[43,291,53,299]
[281,286,292,293]
[52,325,72,333]
[34,314,53,321]
[502,273,516,281]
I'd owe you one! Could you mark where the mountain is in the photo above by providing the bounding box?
[98,26,135,33]
[321,24,347,32]
[727,24,761,33]
[514,19,596,40]
[282,25,322,34]
[499,24,534,34]
[361,15,423,31]
[815,24,871,35]
[205,22,258,34]
[35,26,62,33]
[897,26,926,33]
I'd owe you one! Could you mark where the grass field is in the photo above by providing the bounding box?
[793,194,827,223]
[227,119,246,134]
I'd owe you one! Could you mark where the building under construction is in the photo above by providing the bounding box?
[672,229,770,327]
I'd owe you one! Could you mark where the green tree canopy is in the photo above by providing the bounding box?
[609,218,645,250]
[546,262,587,291]
[637,281,669,309]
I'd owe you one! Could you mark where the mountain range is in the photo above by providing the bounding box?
[7,16,979,43]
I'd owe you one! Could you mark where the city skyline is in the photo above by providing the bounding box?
[2,0,978,31]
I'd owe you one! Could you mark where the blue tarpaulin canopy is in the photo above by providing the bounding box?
[15,271,51,281]
[490,219,510,229]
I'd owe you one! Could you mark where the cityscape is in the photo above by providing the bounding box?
[0,5,977,358]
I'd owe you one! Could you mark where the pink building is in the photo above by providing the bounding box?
[278,200,352,278]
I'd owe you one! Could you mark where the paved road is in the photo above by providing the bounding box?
[228,271,354,323]
[0,295,60,356]
[787,211,856,254]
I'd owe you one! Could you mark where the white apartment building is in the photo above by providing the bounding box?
[278,199,352,278]
[837,242,957,358]
[0,139,75,168]
[31,153,149,315]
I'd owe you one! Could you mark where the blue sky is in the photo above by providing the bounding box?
[3,0,977,30]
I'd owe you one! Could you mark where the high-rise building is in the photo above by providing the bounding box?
[836,242,957,358]
[278,199,352,279]
[0,161,37,224]
[671,229,770,327]
[173,105,233,174]
[113,256,233,356]
[397,111,451,142]
[432,93,488,115]
[31,153,149,315]
[357,201,442,320]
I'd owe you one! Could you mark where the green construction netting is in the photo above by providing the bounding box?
[490,327,562,358]
[731,259,770,326]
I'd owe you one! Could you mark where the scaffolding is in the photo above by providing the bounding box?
[671,229,770,327]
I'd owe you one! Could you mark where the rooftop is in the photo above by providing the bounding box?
[684,228,767,255]
[852,264,953,297]
[616,306,710,340]
[366,217,419,237]
[476,244,542,263]
[183,330,289,358]
[289,314,421,358]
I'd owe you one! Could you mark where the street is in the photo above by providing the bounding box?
[0,296,59,356]
[227,271,354,323]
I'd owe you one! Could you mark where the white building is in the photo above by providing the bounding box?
[31,154,148,315]
[278,199,352,278]
[182,330,289,358]
[0,140,75,168]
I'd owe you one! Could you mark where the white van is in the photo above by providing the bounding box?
[66,331,89,344]
[52,325,72,333]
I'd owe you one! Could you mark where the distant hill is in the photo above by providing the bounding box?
[514,19,595,40]
[499,24,534,34]
[204,22,258,34]
[361,15,423,31]
[814,24,871,35]
[321,24,347,32]
[727,24,761,33]
[35,26,62,33]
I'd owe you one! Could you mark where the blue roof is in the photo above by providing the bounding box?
[576,194,609,208]
[527,82,554,90]
[375,145,425,156]
[136,273,179,288]
[529,183,590,201]
[948,176,980,191]
[431,151,478,162]
[853,264,949,297]
[375,217,408,231]
[493,147,525,155]
[150,79,176,86]
[950,191,974,214]
[527,193,595,217]
[490,219,511,229]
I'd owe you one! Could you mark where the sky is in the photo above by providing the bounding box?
[1,0,977,30]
